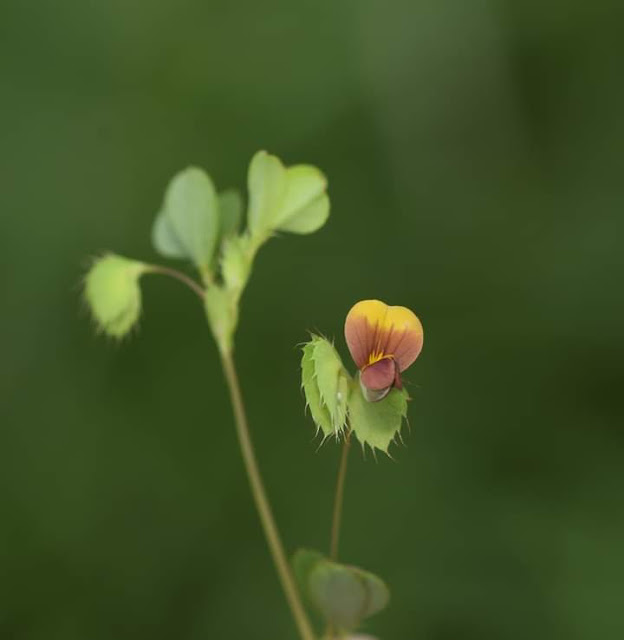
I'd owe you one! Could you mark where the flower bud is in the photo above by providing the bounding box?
[84,254,147,338]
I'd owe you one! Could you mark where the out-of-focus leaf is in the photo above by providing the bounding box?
[292,549,390,632]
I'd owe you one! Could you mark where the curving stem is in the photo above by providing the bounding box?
[220,350,316,640]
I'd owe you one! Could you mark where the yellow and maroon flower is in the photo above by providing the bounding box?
[344,299,423,401]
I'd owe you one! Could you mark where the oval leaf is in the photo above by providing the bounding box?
[153,166,219,270]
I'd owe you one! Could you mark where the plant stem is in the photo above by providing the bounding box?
[219,351,316,640]
[147,264,206,300]
[330,430,352,561]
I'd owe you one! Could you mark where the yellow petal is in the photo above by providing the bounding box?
[345,299,423,371]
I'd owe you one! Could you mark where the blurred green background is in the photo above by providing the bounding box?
[2,1,624,638]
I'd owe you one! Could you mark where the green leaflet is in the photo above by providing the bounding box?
[301,335,349,438]
[152,167,220,272]
[348,381,409,453]
[292,549,390,633]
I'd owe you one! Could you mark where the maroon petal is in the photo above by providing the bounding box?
[360,358,396,391]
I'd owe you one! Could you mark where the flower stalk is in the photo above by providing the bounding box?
[330,430,352,561]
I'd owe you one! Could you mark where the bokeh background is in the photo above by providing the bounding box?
[2,1,624,638]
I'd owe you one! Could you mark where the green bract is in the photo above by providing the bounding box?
[247,151,330,237]
[301,335,350,438]
[220,234,251,294]
[293,549,390,633]
[348,382,409,454]
[84,254,147,338]
[152,167,220,275]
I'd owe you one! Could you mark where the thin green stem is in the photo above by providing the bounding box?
[330,430,352,561]
[219,351,316,640]
[326,432,352,640]
[146,264,206,300]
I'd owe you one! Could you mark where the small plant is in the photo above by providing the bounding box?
[83,150,424,640]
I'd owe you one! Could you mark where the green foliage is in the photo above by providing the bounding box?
[247,150,330,237]
[293,549,390,633]
[348,382,409,454]
[83,254,147,338]
[152,167,220,276]
[146,151,331,352]
[301,335,350,438]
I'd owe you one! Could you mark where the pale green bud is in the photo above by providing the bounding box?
[84,254,147,338]
[301,335,350,439]
[221,234,251,293]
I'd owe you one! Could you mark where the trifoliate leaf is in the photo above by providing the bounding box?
[84,254,147,339]
[292,549,390,632]
[348,382,409,453]
[301,335,350,438]
[152,166,219,271]
[247,151,330,237]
